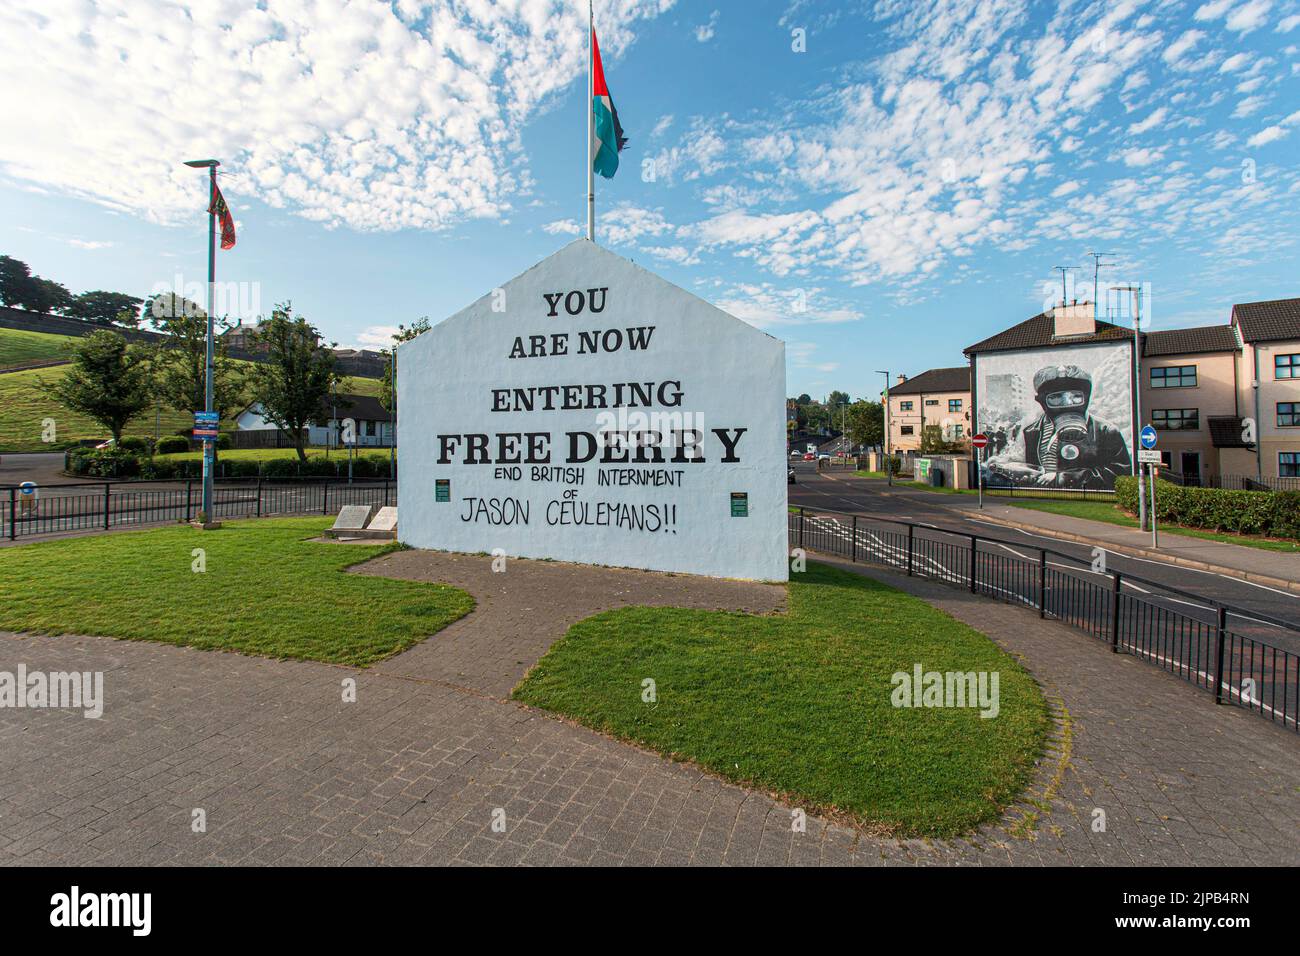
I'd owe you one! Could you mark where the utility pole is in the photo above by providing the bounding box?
[1113,284,1146,530]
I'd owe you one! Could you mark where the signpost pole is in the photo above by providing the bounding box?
[978,445,983,508]
[1149,464,1158,547]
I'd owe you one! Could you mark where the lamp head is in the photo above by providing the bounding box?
[183,159,220,168]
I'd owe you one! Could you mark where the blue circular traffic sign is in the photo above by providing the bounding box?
[1140,425,1158,449]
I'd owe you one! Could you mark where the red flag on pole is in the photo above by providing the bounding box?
[209,182,236,250]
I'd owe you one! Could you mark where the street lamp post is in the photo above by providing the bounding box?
[183,158,220,522]
[876,370,891,486]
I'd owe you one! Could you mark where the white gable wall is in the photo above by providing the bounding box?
[397,240,788,581]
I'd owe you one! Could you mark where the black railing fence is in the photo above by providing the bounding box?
[791,506,1299,734]
[4,478,395,540]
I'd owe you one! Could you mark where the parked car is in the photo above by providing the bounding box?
[802,452,814,461]
[817,453,831,461]
[788,466,796,484]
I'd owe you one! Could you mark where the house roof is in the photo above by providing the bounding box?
[1143,325,1238,357]
[889,366,971,395]
[320,393,391,422]
[1231,297,1300,343]
[237,392,391,427]
[964,312,1132,356]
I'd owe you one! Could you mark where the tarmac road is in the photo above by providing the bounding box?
[788,460,1300,645]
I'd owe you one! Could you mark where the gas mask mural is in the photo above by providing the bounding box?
[975,346,1134,490]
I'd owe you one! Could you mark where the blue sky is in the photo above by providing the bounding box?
[1,0,1298,400]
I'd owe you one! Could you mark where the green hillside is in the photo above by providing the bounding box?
[0,327,79,368]
[0,366,194,453]
[0,362,383,453]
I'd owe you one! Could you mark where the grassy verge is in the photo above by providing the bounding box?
[0,327,79,368]
[996,497,1300,552]
[0,517,472,665]
[514,561,1049,838]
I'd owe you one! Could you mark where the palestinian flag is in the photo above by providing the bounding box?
[591,27,626,179]
[209,182,236,250]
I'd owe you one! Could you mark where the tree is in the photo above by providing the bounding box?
[43,330,153,443]
[921,423,966,454]
[148,292,245,425]
[827,390,850,408]
[247,304,341,461]
[379,317,432,414]
[67,290,144,326]
[0,255,37,306]
[845,400,884,449]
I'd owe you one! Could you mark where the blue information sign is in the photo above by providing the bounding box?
[1140,424,1158,449]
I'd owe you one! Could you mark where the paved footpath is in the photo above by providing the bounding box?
[1,549,1297,866]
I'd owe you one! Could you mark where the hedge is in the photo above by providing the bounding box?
[65,450,395,481]
[1115,476,1300,540]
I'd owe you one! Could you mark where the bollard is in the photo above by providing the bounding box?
[1213,605,1228,704]
[1038,549,1047,619]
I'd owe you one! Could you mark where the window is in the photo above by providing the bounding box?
[949,399,963,412]
[900,425,914,435]
[1278,354,1300,380]
[953,425,964,439]
[1152,408,1199,430]
[1281,452,1300,478]
[925,399,939,406]
[1280,403,1300,427]
[365,420,376,436]
[1150,365,1197,388]
[899,401,913,411]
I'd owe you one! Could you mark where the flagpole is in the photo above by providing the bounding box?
[204,164,218,512]
[184,157,221,523]
[586,0,595,242]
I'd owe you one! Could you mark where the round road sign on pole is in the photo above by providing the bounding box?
[1140,424,1158,449]
[972,433,988,449]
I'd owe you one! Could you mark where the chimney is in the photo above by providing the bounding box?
[1051,300,1095,338]
[896,373,907,386]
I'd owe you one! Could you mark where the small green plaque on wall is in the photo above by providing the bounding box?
[435,479,450,502]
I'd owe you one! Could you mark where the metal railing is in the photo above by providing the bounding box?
[3,478,395,540]
[790,506,1299,734]
[979,482,1117,502]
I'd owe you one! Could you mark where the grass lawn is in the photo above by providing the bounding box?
[514,561,1050,838]
[0,517,472,665]
[0,327,79,368]
[156,446,345,462]
[997,497,1300,553]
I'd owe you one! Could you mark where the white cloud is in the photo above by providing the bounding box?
[0,0,673,232]
[1128,107,1168,133]
[542,219,582,236]
[1163,29,1206,67]
[694,10,719,43]
[353,325,400,349]
[1118,147,1165,166]
[1051,181,1081,197]
[1225,0,1273,34]
[1278,14,1300,32]
[66,238,113,250]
